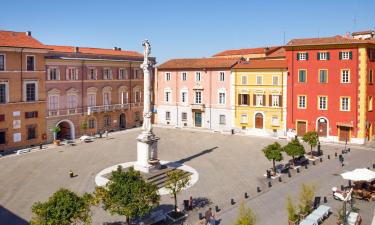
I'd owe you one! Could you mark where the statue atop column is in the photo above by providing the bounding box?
[134,39,160,173]
[140,39,153,135]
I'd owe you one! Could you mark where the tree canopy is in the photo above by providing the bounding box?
[302,131,319,156]
[283,139,305,161]
[233,203,257,225]
[164,169,190,212]
[30,188,94,225]
[95,166,160,223]
[262,142,283,173]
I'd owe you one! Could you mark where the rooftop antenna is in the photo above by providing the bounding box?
[318,28,320,38]
[283,31,286,45]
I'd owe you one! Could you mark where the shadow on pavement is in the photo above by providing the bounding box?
[177,147,218,164]
[0,205,28,225]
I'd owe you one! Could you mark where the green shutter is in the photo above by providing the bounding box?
[306,53,309,60]
[297,53,300,61]
[339,52,342,60]
[327,52,330,60]
[317,53,320,60]
[349,51,353,59]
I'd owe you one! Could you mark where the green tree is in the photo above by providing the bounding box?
[94,166,159,224]
[283,139,305,164]
[298,183,316,215]
[30,188,94,225]
[286,196,299,223]
[164,169,190,213]
[80,121,88,134]
[52,125,61,141]
[262,142,283,174]
[302,131,319,158]
[233,202,256,225]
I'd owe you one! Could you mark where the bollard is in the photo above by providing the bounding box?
[328,155,330,160]
[268,181,272,188]
[288,171,291,177]
[373,164,375,169]
[348,180,352,187]
[231,198,235,205]
[198,212,203,220]
[335,152,338,157]
[297,168,300,173]
[257,187,261,193]
[215,205,219,212]
[69,170,74,178]
[279,177,282,182]
[312,161,316,165]
[341,185,344,191]
[320,158,323,163]
[305,164,308,169]
[367,167,370,170]
[323,196,327,203]
[244,192,249,199]
[342,149,345,154]
[39,143,43,149]
[347,148,350,152]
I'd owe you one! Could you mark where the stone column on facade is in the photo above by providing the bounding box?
[134,40,160,173]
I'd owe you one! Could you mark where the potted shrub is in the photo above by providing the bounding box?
[298,183,315,218]
[80,121,88,136]
[262,142,283,175]
[286,197,299,225]
[52,126,61,145]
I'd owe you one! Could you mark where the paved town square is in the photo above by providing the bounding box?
[0,127,374,225]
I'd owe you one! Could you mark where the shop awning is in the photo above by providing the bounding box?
[336,122,354,128]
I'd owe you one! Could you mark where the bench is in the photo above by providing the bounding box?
[16,148,31,155]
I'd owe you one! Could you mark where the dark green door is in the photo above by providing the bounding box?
[195,112,202,127]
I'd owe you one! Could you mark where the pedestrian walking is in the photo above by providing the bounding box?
[204,208,215,225]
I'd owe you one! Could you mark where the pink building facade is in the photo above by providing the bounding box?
[45,46,153,142]
[155,58,238,131]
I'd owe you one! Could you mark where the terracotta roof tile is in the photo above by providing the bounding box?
[213,46,281,57]
[0,30,48,49]
[233,59,287,69]
[47,45,143,57]
[158,58,239,70]
[286,35,371,46]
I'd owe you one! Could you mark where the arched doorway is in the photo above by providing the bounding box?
[255,113,264,129]
[317,118,328,137]
[56,120,75,140]
[119,113,126,129]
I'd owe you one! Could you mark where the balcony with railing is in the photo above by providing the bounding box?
[47,103,144,117]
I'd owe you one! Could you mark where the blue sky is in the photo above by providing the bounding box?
[1,0,374,63]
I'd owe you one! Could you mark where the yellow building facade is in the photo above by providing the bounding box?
[232,60,288,136]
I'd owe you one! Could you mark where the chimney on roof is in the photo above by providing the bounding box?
[74,47,79,53]
[113,47,117,50]
[113,47,121,51]
[26,31,32,36]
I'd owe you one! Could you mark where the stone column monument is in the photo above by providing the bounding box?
[134,39,160,173]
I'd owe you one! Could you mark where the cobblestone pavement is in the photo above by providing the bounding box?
[0,127,374,225]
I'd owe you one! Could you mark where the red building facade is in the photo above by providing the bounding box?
[286,33,375,143]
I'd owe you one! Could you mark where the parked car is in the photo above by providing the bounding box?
[290,155,309,166]
[275,163,291,173]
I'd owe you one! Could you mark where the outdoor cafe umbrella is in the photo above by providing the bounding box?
[340,168,375,182]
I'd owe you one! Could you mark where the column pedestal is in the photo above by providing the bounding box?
[134,132,160,173]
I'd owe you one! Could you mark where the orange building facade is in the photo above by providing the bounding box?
[0,31,49,152]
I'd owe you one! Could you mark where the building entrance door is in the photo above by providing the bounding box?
[317,118,328,137]
[119,113,126,129]
[339,126,350,142]
[297,121,307,136]
[57,121,72,140]
[194,112,202,127]
[255,113,263,129]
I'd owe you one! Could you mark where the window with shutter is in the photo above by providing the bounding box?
[0,114,5,121]
[349,51,352,59]
[279,95,283,107]
[253,94,256,106]
[306,53,309,60]
[269,95,272,106]
[327,52,330,60]
[297,53,300,60]
[339,52,342,60]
